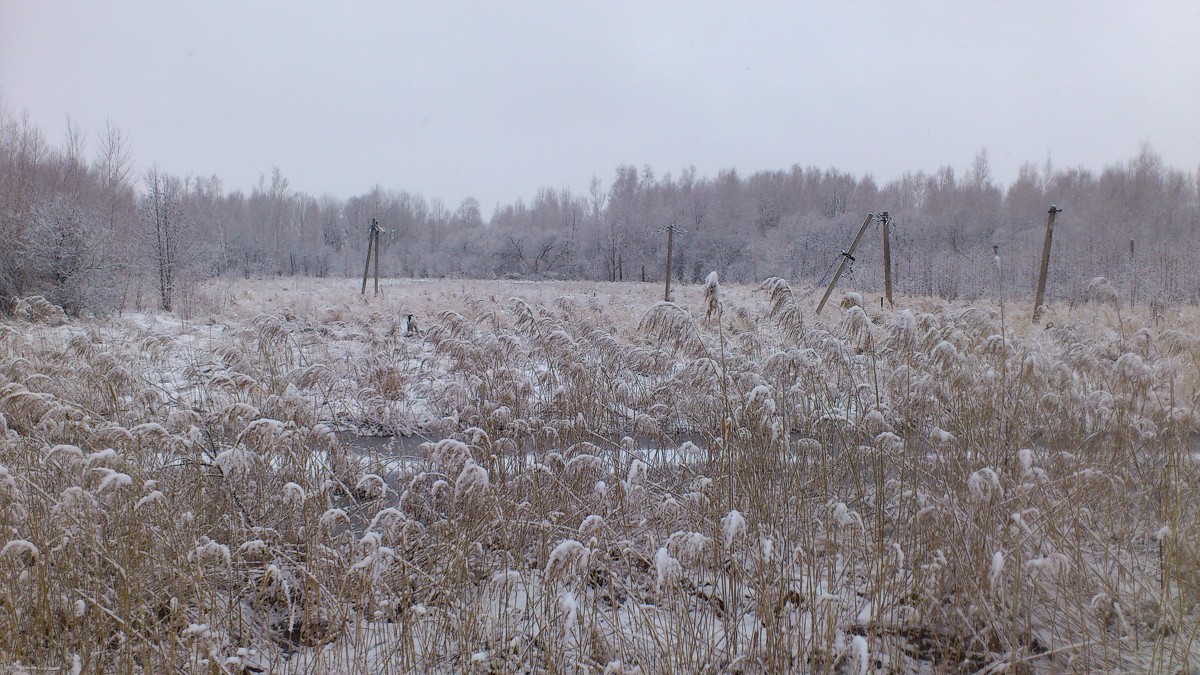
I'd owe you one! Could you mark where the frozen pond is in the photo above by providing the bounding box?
[336,431,433,457]
[338,430,719,466]
[336,430,843,469]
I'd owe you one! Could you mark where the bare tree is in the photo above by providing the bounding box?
[142,167,191,311]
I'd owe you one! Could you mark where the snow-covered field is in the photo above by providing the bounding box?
[2,277,1199,672]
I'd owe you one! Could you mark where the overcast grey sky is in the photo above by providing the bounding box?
[2,1,1197,211]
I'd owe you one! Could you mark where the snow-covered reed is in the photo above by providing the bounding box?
[0,276,1198,672]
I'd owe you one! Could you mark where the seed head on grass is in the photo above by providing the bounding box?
[454,460,489,499]
[703,271,721,321]
[546,539,589,582]
[654,546,682,594]
[639,301,706,357]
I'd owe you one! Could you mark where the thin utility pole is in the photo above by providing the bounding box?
[361,218,381,295]
[373,218,381,295]
[1129,238,1137,308]
[880,211,894,306]
[816,213,874,314]
[664,223,675,301]
[1032,205,1061,323]
[361,219,375,294]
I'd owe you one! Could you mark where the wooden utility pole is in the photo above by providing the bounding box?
[373,218,381,295]
[361,218,381,295]
[880,211,894,306]
[1129,238,1137,307]
[663,224,675,301]
[1032,206,1061,323]
[816,213,874,314]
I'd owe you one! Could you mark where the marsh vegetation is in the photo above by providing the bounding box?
[1,277,1198,672]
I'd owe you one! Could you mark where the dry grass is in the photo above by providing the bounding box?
[1,276,1198,673]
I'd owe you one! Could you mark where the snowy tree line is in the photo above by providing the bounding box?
[2,105,1198,316]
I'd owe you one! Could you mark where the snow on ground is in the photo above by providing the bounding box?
[1,277,1199,672]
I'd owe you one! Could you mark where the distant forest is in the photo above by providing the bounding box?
[2,106,1198,316]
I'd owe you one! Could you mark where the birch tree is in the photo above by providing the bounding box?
[142,167,191,311]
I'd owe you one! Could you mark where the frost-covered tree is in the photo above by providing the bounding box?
[141,167,193,311]
[3,105,1199,315]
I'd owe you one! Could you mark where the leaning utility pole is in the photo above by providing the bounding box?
[1032,205,1061,323]
[373,218,381,294]
[361,218,382,295]
[816,213,874,314]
